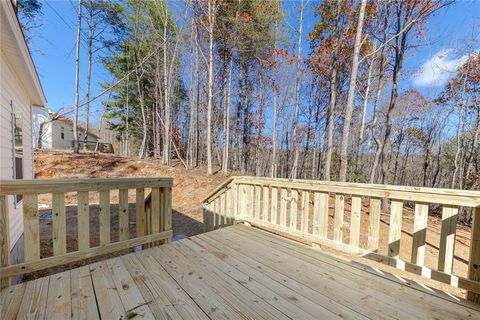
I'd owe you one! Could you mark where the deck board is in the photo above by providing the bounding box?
[2,224,480,319]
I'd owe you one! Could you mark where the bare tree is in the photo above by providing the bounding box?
[339,0,367,182]
[73,0,83,154]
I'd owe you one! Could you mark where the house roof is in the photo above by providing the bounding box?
[0,0,46,107]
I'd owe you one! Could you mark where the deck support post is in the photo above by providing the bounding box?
[0,195,11,289]
[468,206,480,303]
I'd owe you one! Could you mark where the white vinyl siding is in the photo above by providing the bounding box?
[0,50,34,250]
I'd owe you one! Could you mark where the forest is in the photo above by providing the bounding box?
[22,0,480,192]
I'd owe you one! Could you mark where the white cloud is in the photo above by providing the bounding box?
[412,49,470,87]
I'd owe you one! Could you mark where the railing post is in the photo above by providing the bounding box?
[0,195,10,288]
[468,206,480,303]
[162,186,172,242]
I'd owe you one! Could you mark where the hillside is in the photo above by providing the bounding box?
[35,150,227,237]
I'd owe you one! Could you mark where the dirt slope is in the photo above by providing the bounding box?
[35,150,227,237]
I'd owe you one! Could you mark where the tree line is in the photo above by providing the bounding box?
[23,1,480,194]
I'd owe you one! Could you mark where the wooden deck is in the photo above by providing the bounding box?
[2,224,480,319]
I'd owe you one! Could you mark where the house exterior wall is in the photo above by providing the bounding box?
[32,105,52,148]
[0,50,34,252]
[50,120,98,149]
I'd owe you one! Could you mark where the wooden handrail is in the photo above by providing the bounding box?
[0,177,173,287]
[202,176,480,303]
[0,177,172,195]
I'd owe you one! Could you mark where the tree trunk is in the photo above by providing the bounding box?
[338,0,367,182]
[206,0,216,175]
[323,0,342,181]
[222,57,232,174]
[73,0,82,154]
[84,7,93,151]
[290,0,304,179]
[163,7,171,166]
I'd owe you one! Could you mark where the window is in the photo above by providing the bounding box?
[61,126,65,139]
[13,108,23,202]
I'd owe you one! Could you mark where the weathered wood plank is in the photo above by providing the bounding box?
[388,200,403,258]
[367,197,381,251]
[0,282,26,318]
[23,193,40,262]
[89,261,126,319]
[45,270,71,319]
[438,205,459,274]
[350,196,362,247]
[105,258,155,319]
[99,190,111,246]
[0,195,10,288]
[71,265,99,319]
[52,193,66,256]
[411,202,429,265]
[77,191,90,250]
[333,194,344,242]
[17,276,49,318]
[119,189,129,241]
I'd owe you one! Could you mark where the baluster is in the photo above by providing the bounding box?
[225,188,232,225]
[23,193,40,261]
[232,183,238,219]
[289,189,298,230]
[438,205,458,273]
[254,185,261,220]
[99,190,111,246]
[52,193,66,255]
[135,188,145,237]
[271,187,278,224]
[77,191,90,250]
[388,199,403,258]
[220,192,226,227]
[467,206,480,303]
[214,197,220,229]
[262,186,269,222]
[246,185,254,219]
[0,195,10,288]
[280,188,287,226]
[333,194,344,242]
[367,197,381,251]
[300,191,309,233]
[162,187,172,242]
[350,195,362,247]
[411,202,428,265]
[119,189,129,241]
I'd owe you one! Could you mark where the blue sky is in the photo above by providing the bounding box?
[29,0,480,124]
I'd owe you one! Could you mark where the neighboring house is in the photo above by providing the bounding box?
[0,1,47,265]
[32,107,99,150]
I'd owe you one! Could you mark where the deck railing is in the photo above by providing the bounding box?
[202,176,480,303]
[0,177,172,288]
